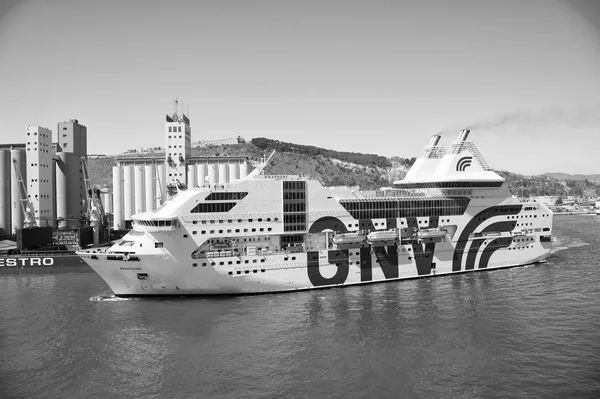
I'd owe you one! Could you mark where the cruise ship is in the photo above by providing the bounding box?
[78,129,554,296]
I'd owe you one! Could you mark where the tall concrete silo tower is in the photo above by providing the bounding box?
[55,119,88,226]
[165,100,191,192]
[26,125,54,227]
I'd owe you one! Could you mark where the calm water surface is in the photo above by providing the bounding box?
[1,216,600,398]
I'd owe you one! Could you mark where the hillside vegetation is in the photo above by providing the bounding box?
[87,139,600,198]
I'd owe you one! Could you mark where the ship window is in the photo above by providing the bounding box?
[292,257,296,260]
[192,231,197,235]
[261,259,265,262]
[268,228,272,232]
[154,242,164,248]
[235,229,240,233]
[236,261,241,264]
[193,221,197,224]
[253,270,258,273]
[183,234,188,238]
[190,202,237,213]
[249,219,253,222]
[228,271,233,275]
[219,230,223,233]
[253,260,257,263]
[206,192,248,201]
[219,262,224,265]
[202,263,206,266]
[245,270,250,274]
[193,263,197,267]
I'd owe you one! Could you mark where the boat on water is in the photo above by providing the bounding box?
[77,129,554,296]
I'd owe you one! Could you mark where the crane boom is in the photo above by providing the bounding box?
[11,157,36,228]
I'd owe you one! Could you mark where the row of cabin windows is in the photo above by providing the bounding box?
[283,181,306,190]
[192,217,279,224]
[194,256,298,268]
[339,198,470,219]
[168,127,182,132]
[283,203,306,212]
[345,218,452,228]
[191,227,273,235]
[229,270,266,275]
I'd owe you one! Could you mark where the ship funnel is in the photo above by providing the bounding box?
[427,134,441,147]
[457,129,470,142]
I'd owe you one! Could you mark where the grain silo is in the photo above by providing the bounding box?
[187,164,197,188]
[144,164,155,212]
[0,150,11,234]
[197,163,207,186]
[123,165,134,222]
[218,163,228,184]
[228,162,239,182]
[112,165,124,230]
[208,163,218,185]
[134,165,145,214]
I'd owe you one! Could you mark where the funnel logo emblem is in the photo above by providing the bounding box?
[456,156,473,172]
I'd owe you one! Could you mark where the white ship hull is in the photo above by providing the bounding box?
[81,241,551,296]
[78,129,555,296]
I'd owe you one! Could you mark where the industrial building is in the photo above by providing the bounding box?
[0,103,255,237]
[0,120,88,237]
[110,103,254,230]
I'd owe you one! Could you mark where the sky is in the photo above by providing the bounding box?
[0,0,599,175]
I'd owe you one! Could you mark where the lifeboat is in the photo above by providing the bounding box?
[366,229,398,245]
[332,232,367,246]
[417,228,447,239]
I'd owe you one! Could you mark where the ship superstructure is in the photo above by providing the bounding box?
[78,130,554,296]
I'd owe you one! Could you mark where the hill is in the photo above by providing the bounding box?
[543,173,600,181]
[87,138,600,199]
[88,140,414,191]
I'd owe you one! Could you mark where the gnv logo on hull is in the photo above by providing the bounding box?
[307,244,437,287]
[456,156,473,172]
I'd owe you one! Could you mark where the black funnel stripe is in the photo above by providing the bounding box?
[456,156,473,172]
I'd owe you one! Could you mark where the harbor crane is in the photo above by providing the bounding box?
[11,157,36,228]
[81,157,108,245]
